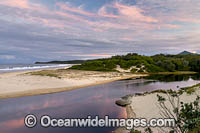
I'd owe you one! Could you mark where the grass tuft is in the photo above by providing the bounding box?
[28,70,61,78]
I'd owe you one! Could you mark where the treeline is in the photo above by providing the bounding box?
[70,53,200,73]
[35,60,86,64]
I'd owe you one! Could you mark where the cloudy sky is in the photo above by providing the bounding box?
[0,0,200,63]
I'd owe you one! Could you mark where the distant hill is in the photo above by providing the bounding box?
[35,60,86,64]
[178,51,196,55]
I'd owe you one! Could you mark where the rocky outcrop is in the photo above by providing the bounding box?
[115,94,133,107]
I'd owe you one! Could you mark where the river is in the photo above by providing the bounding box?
[0,74,199,133]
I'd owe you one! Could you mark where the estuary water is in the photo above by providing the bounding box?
[0,74,199,133]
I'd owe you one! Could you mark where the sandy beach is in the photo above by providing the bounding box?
[121,86,200,133]
[0,69,147,99]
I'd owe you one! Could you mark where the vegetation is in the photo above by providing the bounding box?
[130,129,141,133]
[28,70,61,78]
[131,128,152,133]
[156,94,200,133]
[180,83,200,95]
[35,60,86,64]
[131,90,200,133]
[70,53,200,73]
[145,73,200,82]
[145,89,178,95]
[130,82,200,132]
[70,59,117,72]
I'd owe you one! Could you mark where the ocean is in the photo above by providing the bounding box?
[0,64,71,73]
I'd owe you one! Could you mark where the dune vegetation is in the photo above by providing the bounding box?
[70,53,200,73]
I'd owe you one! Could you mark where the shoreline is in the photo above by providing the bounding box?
[0,69,147,99]
[115,83,200,133]
[151,71,197,75]
[0,65,72,75]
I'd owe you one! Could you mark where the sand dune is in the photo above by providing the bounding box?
[126,87,200,132]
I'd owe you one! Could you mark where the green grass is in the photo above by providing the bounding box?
[188,123,200,133]
[180,83,200,95]
[145,89,178,95]
[131,68,137,73]
[28,70,61,78]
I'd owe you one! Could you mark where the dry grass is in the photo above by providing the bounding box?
[27,69,132,79]
[28,70,62,78]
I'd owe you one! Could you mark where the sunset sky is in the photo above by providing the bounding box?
[0,0,200,63]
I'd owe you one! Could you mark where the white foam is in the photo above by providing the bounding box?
[0,64,70,71]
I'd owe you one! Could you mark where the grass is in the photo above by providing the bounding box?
[188,123,200,133]
[145,89,178,95]
[28,70,61,79]
[180,83,200,95]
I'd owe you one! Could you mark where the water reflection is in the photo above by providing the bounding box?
[0,74,200,133]
[145,73,200,82]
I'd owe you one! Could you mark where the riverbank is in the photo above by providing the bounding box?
[0,69,147,99]
[116,84,200,133]
[151,71,197,75]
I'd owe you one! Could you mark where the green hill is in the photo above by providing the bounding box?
[178,51,195,55]
[70,53,200,73]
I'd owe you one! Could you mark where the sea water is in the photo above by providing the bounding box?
[0,64,71,73]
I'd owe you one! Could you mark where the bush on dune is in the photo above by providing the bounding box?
[70,53,200,73]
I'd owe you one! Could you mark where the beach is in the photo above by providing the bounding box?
[0,68,147,99]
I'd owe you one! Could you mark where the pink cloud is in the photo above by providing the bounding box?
[164,24,181,29]
[54,11,98,29]
[0,0,29,9]
[121,36,134,41]
[55,11,85,23]
[27,16,66,29]
[175,17,200,24]
[0,0,92,30]
[90,2,162,32]
[0,0,29,8]
[56,2,95,17]
[0,0,47,11]
[114,2,158,23]
[98,6,119,18]
[0,0,160,32]
[0,0,184,43]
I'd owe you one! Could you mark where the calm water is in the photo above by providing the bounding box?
[0,74,200,133]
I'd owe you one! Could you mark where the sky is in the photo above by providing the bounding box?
[0,0,200,63]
